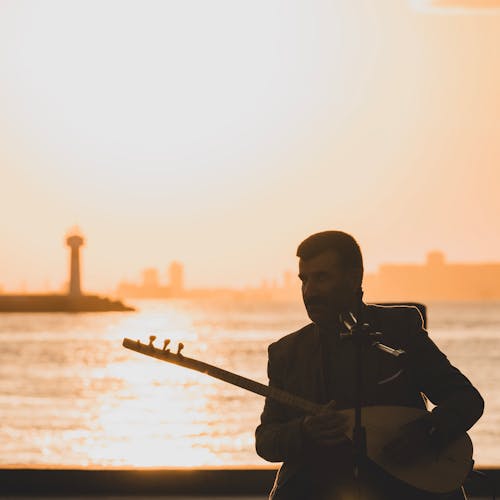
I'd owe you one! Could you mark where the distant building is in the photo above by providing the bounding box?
[117,261,185,299]
[142,268,160,289]
[168,261,184,294]
[364,251,500,301]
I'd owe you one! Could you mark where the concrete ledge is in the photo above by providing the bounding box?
[0,468,497,497]
[0,469,276,496]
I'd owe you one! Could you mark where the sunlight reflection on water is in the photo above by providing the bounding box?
[0,298,498,467]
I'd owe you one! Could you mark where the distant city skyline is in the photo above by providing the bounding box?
[115,262,299,300]
[3,246,500,302]
[115,250,500,302]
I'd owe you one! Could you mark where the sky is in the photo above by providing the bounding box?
[1,0,499,292]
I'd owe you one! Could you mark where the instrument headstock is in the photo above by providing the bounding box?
[124,336,187,363]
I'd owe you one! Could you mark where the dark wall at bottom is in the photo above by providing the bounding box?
[0,468,498,497]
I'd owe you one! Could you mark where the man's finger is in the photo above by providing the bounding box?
[313,421,350,432]
[321,435,350,447]
[314,418,348,431]
[315,429,349,438]
[316,412,349,425]
[314,426,350,439]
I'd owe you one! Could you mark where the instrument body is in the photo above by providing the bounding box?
[122,337,473,496]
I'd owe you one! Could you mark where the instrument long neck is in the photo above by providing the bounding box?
[122,338,322,415]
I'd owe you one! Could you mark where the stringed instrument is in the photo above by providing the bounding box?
[122,336,473,496]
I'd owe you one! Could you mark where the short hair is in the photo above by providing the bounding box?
[296,230,364,277]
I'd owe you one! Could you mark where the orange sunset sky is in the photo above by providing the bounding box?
[0,0,499,292]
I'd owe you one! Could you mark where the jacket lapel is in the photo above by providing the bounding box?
[312,324,329,405]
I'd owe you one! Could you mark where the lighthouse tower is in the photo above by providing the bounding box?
[66,230,85,297]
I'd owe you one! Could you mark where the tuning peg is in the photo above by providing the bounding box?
[176,342,184,357]
[163,339,171,352]
[149,335,157,347]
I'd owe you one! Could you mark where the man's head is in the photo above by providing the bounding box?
[296,231,364,327]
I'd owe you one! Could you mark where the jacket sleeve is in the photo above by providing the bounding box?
[254,342,307,463]
[404,308,484,446]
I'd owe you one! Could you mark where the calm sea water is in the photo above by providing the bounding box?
[0,298,498,467]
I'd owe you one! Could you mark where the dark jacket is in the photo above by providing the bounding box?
[255,303,484,499]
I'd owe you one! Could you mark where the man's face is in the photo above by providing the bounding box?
[298,250,359,327]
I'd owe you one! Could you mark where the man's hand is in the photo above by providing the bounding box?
[301,400,351,447]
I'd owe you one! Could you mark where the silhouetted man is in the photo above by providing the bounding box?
[255,231,484,499]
